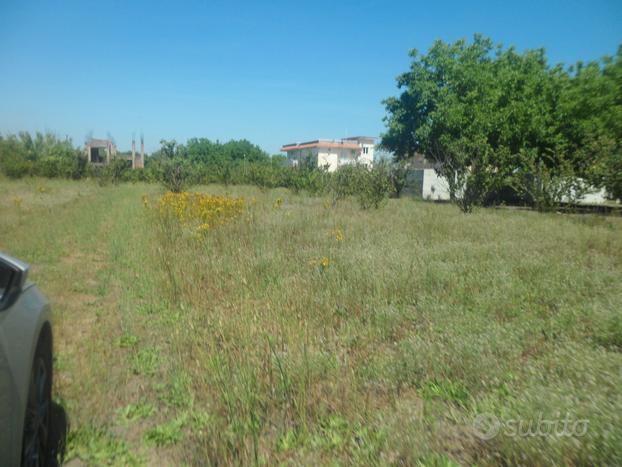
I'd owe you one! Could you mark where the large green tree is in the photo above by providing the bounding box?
[382,35,621,211]
[559,46,622,199]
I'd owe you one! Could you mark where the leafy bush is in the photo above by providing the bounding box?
[0,151,33,178]
[35,152,87,179]
[331,164,366,203]
[356,163,393,209]
[280,167,306,194]
[246,163,281,190]
[89,159,131,186]
[328,164,393,209]
[602,150,622,200]
[0,132,88,179]
[153,156,195,193]
[0,135,33,178]
[389,160,409,198]
[517,161,587,211]
[103,159,132,185]
[121,166,150,183]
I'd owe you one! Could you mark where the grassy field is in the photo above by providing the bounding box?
[1,177,621,465]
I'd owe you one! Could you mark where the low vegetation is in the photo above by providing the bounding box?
[1,177,620,465]
[0,134,401,209]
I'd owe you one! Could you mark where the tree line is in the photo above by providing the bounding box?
[0,132,87,179]
[0,133,282,183]
[381,34,622,211]
[149,139,402,209]
[0,133,404,208]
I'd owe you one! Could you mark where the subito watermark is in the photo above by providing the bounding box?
[472,412,589,440]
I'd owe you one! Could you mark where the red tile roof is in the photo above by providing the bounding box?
[281,140,361,152]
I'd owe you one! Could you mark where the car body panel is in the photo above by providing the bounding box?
[0,257,52,466]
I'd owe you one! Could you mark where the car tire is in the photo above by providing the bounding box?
[21,336,52,467]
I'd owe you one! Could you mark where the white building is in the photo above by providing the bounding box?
[281,136,374,172]
[403,154,452,200]
[406,155,611,204]
[415,169,452,200]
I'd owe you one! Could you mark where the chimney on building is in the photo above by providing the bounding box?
[132,135,136,169]
[139,134,145,169]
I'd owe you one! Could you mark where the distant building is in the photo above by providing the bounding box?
[85,136,145,169]
[281,136,375,172]
[85,138,117,165]
[131,136,145,169]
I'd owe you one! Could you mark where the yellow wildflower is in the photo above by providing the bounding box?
[332,229,344,242]
[309,257,331,269]
[156,191,244,232]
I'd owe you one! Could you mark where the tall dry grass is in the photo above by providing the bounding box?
[1,177,621,465]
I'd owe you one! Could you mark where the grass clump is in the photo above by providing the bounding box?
[144,416,187,447]
[117,402,156,424]
[67,427,143,465]
[130,346,161,376]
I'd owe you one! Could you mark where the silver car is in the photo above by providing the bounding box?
[0,253,54,466]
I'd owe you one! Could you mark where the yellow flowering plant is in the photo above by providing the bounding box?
[332,228,344,242]
[154,192,244,233]
[309,257,331,271]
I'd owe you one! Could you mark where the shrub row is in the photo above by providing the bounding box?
[0,132,402,208]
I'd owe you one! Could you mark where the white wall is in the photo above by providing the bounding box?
[562,183,609,205]
[418,172,612,205]
[359,143,374,167]
[576,188,608,205]
[318,150,339,171]
[422,169,451,200]
[286,142,375,172]
[318,147,371,172]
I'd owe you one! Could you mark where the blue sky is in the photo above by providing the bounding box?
[0,0,620,154]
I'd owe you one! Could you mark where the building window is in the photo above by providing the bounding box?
[363,147,369,154]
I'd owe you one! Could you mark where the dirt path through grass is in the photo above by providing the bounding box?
[1,180,176,463]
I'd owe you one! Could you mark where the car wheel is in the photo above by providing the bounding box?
[21,338,52,467]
